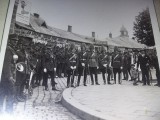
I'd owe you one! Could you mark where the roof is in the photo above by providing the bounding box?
[110,36,146,48]
[16,14,94,44]
[50,27,94,43]
[101,38,123,47]
[15,14,147,48]
[29,14,61,37]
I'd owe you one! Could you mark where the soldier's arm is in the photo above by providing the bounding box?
[2,47,14,80]
[137,56,140,69]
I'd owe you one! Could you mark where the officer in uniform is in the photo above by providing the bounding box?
[137,49,151,86]
[111,47,123,84]
[0,37,17,113]
[77,43,88,86]
[34,46,43,86]
[42,46,57,91]
[66,43,78,88]
[88,44,100,85]
[122,50,131,81]
[98,46,111,84]
[15,38,30,102]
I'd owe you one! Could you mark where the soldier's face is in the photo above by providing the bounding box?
[141,51,145,56]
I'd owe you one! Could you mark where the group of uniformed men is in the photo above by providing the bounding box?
[0,37,160,114]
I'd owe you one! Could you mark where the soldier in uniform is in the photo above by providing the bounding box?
[111,47,123,84]
[151,50,160,87]
[0,38,17,113]
[88,44,100,85]
[66,43,78,88]
[98,46,111,84]
[77,43,88,86]
[122,50,131,81]
[56,46,64,78]
[137,49,151,86]
[15,38,30,102]
[42,46,57,91]
[34,46,43,86]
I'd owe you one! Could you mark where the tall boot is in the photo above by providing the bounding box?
[16,86,25,102]
[77,76,81,86]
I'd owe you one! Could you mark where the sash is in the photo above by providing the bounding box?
[113,54,119,61]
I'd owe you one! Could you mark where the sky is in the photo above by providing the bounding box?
[30,0,154,39]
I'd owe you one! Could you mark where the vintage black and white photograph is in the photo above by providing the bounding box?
[0,0,160,120]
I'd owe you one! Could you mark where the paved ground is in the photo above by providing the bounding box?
[1,77,82,120]
[1,69,158,120]
[70,69,160,120]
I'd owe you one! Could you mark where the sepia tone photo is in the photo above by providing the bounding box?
[0,0,160,120]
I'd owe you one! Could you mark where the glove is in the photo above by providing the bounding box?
[54,68,56,71]
[70,66,73,69]
[73,66,77,69]
[81,63,85,67]
[44,68,47,73]
[120,67,123,70]
[103,64,107,67]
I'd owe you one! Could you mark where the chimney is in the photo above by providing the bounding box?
[109,32,112,38]
[92,32,95,38]
[34,13,39,18]
[68,25,72,32]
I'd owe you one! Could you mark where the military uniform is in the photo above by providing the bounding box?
[77,50,88,86]
[56,47,64,77]
[98,52,111,84]
[151,54,160,86]
[122,52,131,80]
[66,50,78,88]
[137,52,151,85]
[112,52,123,84]
[15,48,29,101]
[0,46,16,113]
[88,51,100,85]
[42,49,57,90]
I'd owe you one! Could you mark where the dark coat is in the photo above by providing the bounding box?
[0,46,15,94]
[1,46,15,82]
[77,51,88,68]
[137,54,151,70]
[112,53,123,68]
[98,53,110,69]
[65,51,78,70]
[42,53,56,71]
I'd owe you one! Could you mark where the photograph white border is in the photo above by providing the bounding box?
[0,0,15,78]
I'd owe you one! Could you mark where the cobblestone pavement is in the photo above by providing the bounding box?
[71,69,160,120]
[1,69,157,120]
[10,77,82,120]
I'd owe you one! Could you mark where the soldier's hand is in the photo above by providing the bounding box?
[54,68,56,71]
[9,77,15,84]
[70,66,73,69]
[120,67,123,70]
[82,63,85,67]
[44,68,47,73]
[103,64,107,67]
